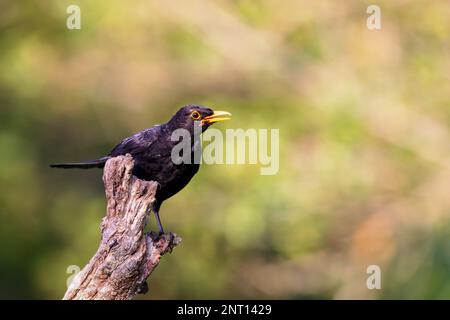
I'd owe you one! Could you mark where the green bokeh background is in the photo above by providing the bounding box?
[1,0,450,299]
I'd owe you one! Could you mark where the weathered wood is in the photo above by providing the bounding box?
[63,154,181,300]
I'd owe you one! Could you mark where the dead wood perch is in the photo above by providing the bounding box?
[63,155,181,300]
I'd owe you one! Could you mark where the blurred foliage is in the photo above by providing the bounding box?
[1,0,450,299]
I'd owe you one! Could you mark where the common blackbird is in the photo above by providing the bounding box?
[50,105,231,233]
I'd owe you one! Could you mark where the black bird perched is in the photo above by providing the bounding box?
[51,105,231,234]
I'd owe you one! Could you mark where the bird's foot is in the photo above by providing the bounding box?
[148,231,180,254]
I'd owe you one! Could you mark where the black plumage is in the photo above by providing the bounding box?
[51,105,231,233]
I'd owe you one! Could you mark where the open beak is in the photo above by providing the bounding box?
[202,110,232,125]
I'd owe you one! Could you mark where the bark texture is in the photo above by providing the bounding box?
[63,154,181,300]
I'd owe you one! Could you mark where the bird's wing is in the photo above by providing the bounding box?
[108,125,162,157]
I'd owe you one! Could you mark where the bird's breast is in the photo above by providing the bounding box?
[133,154,200,201]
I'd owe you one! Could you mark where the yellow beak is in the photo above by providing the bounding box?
[202,110,232,125]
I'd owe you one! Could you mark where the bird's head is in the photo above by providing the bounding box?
[168,105,231,133]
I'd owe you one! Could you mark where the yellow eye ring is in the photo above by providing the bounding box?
[191,111,201,120]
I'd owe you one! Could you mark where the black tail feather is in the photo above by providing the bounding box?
[50,157,110,169]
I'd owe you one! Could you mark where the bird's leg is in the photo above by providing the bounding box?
[154,209,165,235]
[152,202,165,235]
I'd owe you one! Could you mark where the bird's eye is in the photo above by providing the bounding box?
[191,111,201,120]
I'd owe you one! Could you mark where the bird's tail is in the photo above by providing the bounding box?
[50,157,110,169]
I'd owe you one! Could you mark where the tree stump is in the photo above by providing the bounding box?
[63,155,181,300]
